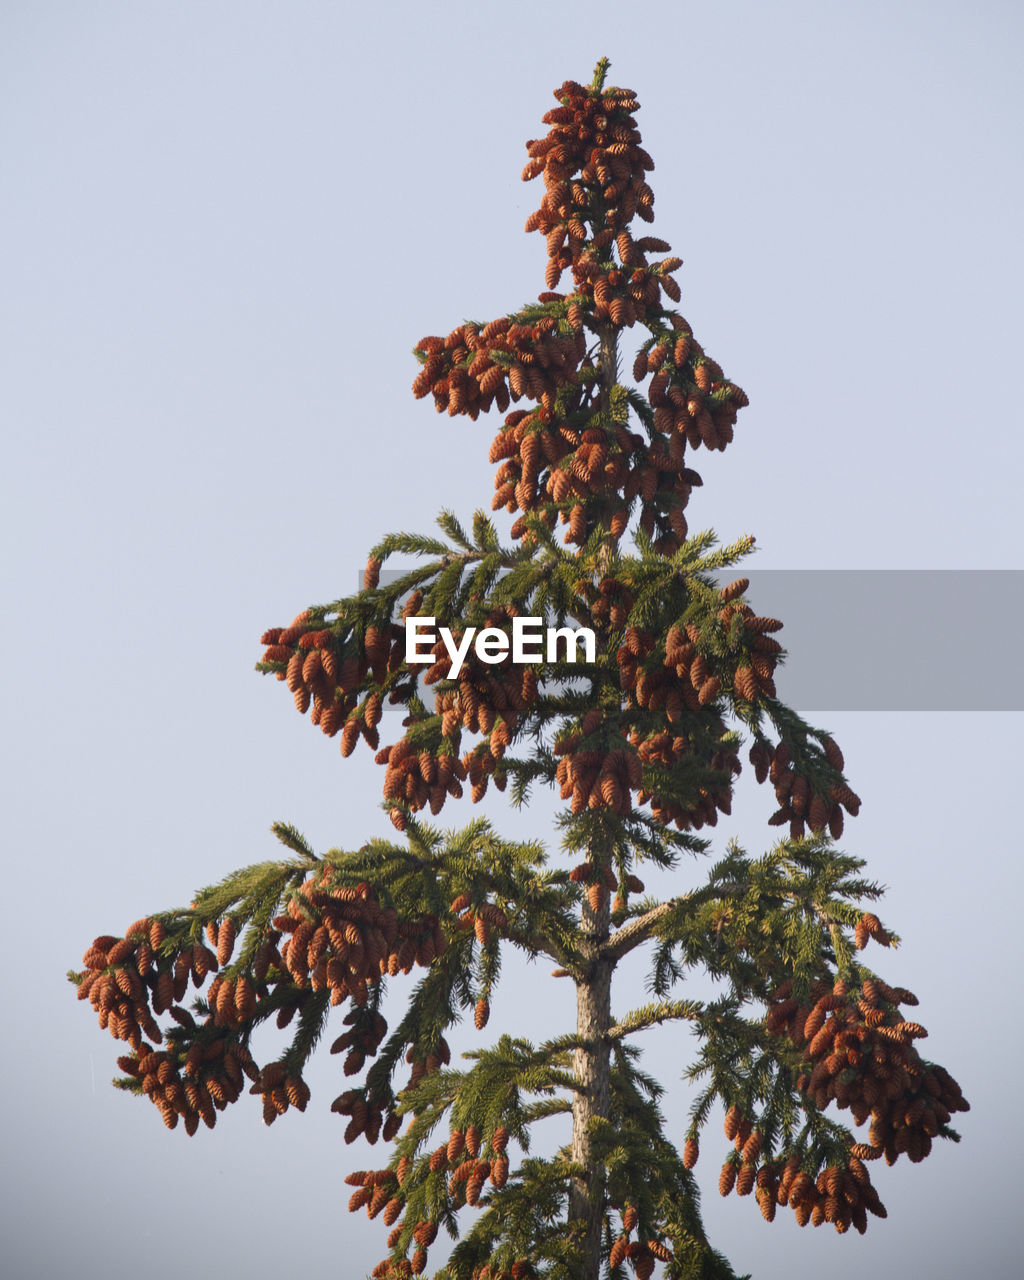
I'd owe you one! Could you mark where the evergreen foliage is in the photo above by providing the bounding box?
[70,59,967,1280]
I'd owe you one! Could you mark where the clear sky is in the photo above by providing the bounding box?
[2,3,1021,1278]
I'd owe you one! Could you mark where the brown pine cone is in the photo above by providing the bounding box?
[466,1167,487,1205]
[720,577,749,603]
[735,666,758,702]
[723,1104,741,1141]
[413,1220,439,1247]
[698,675,721,705]
[363,556,381,590]
[821,735,844,770]
[216,918,236,967]
[808,795,828,831]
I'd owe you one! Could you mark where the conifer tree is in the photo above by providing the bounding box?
[70,60,968,1280]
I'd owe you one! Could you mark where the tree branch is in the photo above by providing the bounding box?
[600,879,753,964]
[600,900,679,961]
[503,923,578,971]
[606,999,703,1041]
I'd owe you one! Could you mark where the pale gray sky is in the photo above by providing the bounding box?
[2,3,1021,1278]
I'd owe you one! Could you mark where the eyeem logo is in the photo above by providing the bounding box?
[406,617,596,678]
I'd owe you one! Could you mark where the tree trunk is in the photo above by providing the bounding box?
[567,323,620,1279]
[569,889,613,1280]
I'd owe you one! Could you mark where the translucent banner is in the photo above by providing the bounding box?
[358,569,1024,711]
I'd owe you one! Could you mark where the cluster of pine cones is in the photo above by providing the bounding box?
[766,969,969,1165]
[685,957,969,1233]
[261,601,543,830]
[76,917,265,1135]
[701,963,972,1233]
[716,1117,887,1235]
[371,1262,535,1280]
[76,918,177,1052]
[449,893,508,946]
[415,312,745,556]
[406,74,747,557]
[750,734,860,841]
[462,1266,536,1280]
[355,1126,525,1279]
[72,868,447,1136]
[548,579,787,831]
[263,872,446,1005]
[632,329,748,452]
[260,567,860,839]
[413,318,586,419]
[261,609,388,753]
[525,79,654,255]
[608,1204,674,1278]
[114,1022,260,1135]
[569,859,644,915]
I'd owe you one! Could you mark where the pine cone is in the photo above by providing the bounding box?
[216,918,236,967]
[734,666,758,701]
[698,675,721,705]
[720,577,749,603]
[822,735,844,770]
[723,1104,741,1141]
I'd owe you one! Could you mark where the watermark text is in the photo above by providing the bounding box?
[406,617,596,678]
